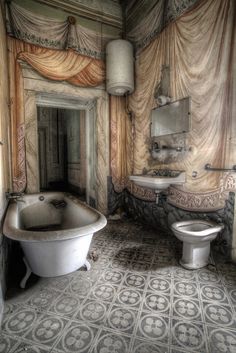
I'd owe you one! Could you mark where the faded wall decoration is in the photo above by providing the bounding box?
[125,0,236,211]
[126,0,200,51]
[8,37,105,192]
[6,2,119,59]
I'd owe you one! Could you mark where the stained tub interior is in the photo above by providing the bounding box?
[18,195,99,232]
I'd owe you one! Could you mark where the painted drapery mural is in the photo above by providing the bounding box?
[8,37,105,191]
[7,1,202,55]
[110,96,133,192]
[126,0,236,210]
[126,0,199,51]
[6,1,118,59]
[6,0,236,212]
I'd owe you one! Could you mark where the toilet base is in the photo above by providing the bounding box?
[180,241,210,270]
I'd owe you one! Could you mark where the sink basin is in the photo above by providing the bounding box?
[129,171,185,191]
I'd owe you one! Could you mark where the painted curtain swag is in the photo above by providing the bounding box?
[8,39,105,191]
[6,2,110,191]
[7,0,200,55]
[6,1,117,59]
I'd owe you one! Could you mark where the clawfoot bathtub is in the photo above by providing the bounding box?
[3,192,107,288]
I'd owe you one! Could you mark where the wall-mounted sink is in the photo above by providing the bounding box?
[129,170,185,192]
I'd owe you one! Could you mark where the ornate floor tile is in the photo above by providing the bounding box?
[172,297,202,322]
[154,246,176,257]
[153,255,177,265]
[142,237,158,245]
[42,276,71,291]
[203,303,236,328]
[25,314,67,347]
[106,305,137,334]
[123,272,147,290]
[131,338,169,353]
[173,268,197,281]
[71,269,101,283]
[171,319,206,352]
[49,293,80,318]
[110,259,131,270]
[2,302,19,318]
[26,288,61,311]
[207,326,236,353]
[132,246,155,263]
[222,273,236,286]
[3,307,38,336]
[137,313,169,343]
[143,292,170,315]
[228,287,236,306]
[2,220,236,353]
[91,330,130,353]
[113,248,136,262]
[217,263,236,274]
[200,284,229,304]
[76,299,109,324]
[0,334,18,353]
[147,276,171,294]
[91,239,106,248]
[90,283,118,302]
[67,278,93,298]
[98,246,117,257]
[11,342,51,352]
[115,288,142,309]
[55,321,98,353]
[99,269,125,285]
[92,257,111,269]
[173,281,198,299]
[149,264,172,277]
[170,349,199,353]
[197,269,221,284]
[129,261,151,273]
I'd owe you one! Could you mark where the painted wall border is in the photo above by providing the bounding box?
[113,172,236,212]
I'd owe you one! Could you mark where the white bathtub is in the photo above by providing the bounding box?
[3,192,107,285]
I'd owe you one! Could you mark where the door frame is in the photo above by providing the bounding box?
[22,66,109,214]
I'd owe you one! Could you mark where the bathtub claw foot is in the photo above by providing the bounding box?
[84,260,91,271]
[20,257,32,289]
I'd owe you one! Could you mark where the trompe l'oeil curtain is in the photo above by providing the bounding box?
[128,0,235,194]
[8,37,105,191]
[7,1,201,55]
[6,2,118,59]
[18,49,105,86]
[125,0,200,51]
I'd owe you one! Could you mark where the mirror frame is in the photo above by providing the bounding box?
[151,97,191,137]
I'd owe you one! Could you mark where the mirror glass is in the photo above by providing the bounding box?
[151,97,190,137]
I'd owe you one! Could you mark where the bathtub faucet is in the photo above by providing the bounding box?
[6,192,24,201]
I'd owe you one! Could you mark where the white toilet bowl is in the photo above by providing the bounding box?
[171,220,224,269]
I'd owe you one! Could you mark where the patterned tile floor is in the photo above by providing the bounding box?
[1,220,236,353]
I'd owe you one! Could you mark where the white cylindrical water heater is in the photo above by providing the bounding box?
[106,39,134,96]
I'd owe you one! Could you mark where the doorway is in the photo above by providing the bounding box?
[37,104,96,205]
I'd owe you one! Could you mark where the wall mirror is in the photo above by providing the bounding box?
[151,97,190,137]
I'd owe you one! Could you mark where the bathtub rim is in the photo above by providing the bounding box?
[3,192,107,242]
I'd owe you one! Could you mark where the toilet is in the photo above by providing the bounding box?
[171,220,224,269]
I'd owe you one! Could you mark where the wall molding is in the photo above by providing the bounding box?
[37,0,122,29]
